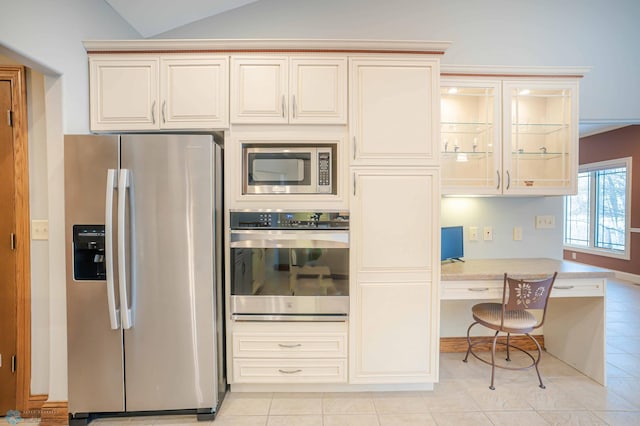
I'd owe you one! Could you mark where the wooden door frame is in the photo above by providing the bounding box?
[0,66,36,414]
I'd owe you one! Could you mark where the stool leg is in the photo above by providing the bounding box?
[490,330,499,390]
[463,322,477,363]
[529,333,546,389]
[506,332,511,362]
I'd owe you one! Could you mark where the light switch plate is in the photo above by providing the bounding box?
[535,215,556,229]
[32,219,49,240]
[469,226,479,241]
[513,226,523,241]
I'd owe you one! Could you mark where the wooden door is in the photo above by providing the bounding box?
[0,79,17,414]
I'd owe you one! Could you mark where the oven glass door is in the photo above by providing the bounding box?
[230,230,349,317]
[232,247,348,296]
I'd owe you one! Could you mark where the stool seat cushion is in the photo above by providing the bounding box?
[472,302,537,330]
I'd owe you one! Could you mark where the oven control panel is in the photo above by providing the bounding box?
[230,211,349,230]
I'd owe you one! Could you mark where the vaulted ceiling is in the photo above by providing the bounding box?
[103,0,632,137]
[105,0,259,38]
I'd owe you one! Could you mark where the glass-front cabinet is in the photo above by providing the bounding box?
[441,79,502,194]
[503,81,577,195]
[441,75,579,196]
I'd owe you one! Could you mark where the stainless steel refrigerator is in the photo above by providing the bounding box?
[64,134,225,424]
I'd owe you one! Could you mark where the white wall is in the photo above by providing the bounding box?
[0,0,139,133]
[0,0,137,402]
[26,69,50,395]
[441,196,564,259]
[159,0,640,124]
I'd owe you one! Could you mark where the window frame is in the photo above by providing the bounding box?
[564,156,632,260]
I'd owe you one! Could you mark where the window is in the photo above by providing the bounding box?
[564,157,631,259]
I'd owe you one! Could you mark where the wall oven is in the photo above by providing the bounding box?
[230,211,349,321]
[243,144,336,194]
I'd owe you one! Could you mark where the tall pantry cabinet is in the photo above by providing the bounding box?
[349,58,441,384]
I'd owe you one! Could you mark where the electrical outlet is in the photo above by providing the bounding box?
[513,226,523,241]
[468,226,479,241]
[31,219,49,240]
[483,226,493,241]
[535,215,556,229]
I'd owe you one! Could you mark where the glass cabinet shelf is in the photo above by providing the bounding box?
[510,151,567,160]
[442,122,493,134]
[511,123,568,135]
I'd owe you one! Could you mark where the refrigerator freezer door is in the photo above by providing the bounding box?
[64,135,125,414]
[121,135,218,411]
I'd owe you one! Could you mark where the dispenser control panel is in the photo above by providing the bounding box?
[72,224,106,280]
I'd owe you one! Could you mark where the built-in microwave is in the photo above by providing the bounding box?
[243,144,336,194]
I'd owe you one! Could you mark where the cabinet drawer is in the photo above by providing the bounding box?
[440,281,502,300]
[550,279,605,298]
[233,359,347,383]
[441,278,606,300]
[233,332,347,358]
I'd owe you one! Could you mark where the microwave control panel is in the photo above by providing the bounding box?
[318,150,331,191]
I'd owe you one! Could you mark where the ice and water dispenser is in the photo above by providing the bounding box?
[72,225,106,280]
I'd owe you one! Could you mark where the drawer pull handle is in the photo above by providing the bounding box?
[468,288,490,292]
[278,343,302,348]
[555,285,575,290]
[278,369,302,374]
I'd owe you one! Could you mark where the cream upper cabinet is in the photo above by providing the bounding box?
[349,168,439,384]
[90,56,159,131]
[440,73,580,195]
[89,55,229,131]
[349,58,440,166]
[503,80,578,195]
[440,79,502,194]
[159,56,229,129]
[230,56,347,124]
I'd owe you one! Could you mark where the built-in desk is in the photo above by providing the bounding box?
[440,258,614,385]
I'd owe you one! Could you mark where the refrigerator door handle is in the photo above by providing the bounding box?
[105,169,120,329]
[118,168,134,329]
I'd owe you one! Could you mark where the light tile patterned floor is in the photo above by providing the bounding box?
[83,279,640,425]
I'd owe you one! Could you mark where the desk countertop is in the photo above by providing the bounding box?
[440,258,615,281]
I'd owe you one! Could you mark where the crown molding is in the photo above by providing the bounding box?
[441,64,591,78]
[83,38,451,55]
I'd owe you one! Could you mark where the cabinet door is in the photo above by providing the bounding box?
[90,57,159,131]
[350,168,439,383]
[503,80,578,195]
[160,57,229,129]
[440,78,502,195]
[230,57,288,124]
[289,58,347,124]
[349,58,439,166]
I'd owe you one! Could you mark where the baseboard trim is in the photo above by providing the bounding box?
[614,271,640,284]
[40,401,68,426]
[20,394,48,419]
[440,335,545,353]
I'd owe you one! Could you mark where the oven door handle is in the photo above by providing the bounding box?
[230,230,349,248]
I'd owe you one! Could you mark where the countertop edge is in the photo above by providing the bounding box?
[440,258,616,281]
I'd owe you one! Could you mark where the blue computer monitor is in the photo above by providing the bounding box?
[441,226,464,261]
